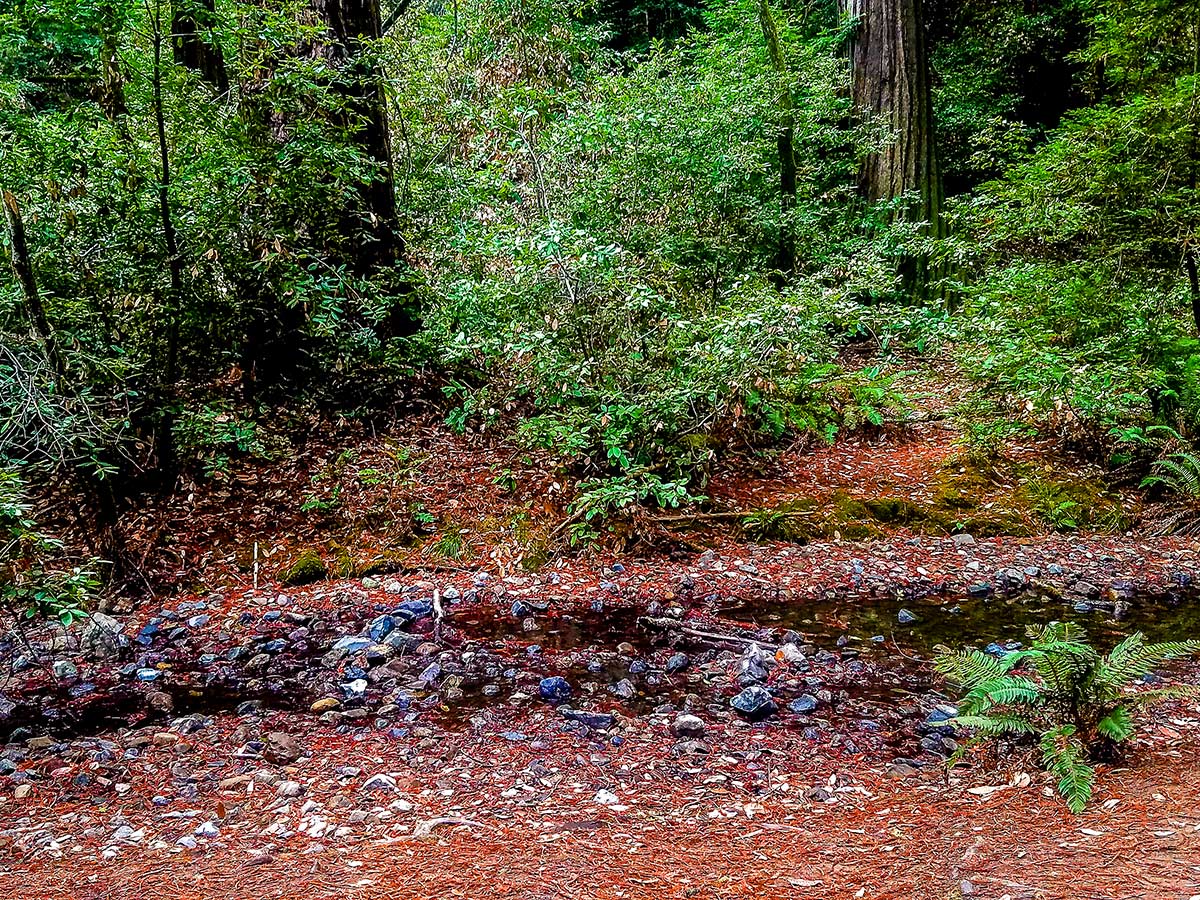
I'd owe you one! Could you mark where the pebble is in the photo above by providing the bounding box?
[673,713,706,739]
[788,694,819,714]
[560,708,615,730]
[277,780,305,798]
[362,774,400,793]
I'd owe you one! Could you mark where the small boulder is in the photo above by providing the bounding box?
[560,708,615,730]
[672,713,706,739]
[788,694,819,715]
[730,685,776,721]
[538,676,572,702]
[264,732,301,764]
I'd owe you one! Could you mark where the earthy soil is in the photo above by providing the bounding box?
[5,375,1200,899]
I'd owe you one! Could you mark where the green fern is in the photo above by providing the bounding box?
[1041,726,1095,814]
[937,624,1200,813]
[1141,451,1200,499]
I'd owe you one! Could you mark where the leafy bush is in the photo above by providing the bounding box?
[1,468,97,625]
[172,402,274,478]
[566,471,701,544]
[937,623,1200,812]
[410,0,904,485]
[939,0,1200,449]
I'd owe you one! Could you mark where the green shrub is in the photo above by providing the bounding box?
[937,623,1200,813]
[409,0,903,488]
[1,468,97,625]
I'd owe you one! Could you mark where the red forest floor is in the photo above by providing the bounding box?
[6,372,1200,899]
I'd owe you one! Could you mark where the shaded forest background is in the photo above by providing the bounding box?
[3,0,1200,613]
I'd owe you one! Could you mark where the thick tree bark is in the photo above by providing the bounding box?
[172,0,229,93]
[758,0,797,276]
[841,0,941,235]
[310,0,401,273]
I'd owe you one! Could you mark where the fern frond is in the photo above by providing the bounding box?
[1124,684,1200,706]
[1144,454,1200,499]
[1095,705,1134,743]
[934,648,1014,687]
[1026,622,1087,645]
[951,713,1040,737]
[960,675,1041,713]
[1040,726,1095,814]
[1100,638,1200,687]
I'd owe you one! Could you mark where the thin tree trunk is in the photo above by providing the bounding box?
[1185,248,1200,334]
[3,192,129,582]
[1187,19,1200,335]
[3,191,67,381]
[151,0,184,470]
[758,0,797,276]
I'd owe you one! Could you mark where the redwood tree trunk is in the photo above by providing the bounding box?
[172,0,229,93]
[310,0,400,273]
[758,0,797,276]
[842,0,942,235]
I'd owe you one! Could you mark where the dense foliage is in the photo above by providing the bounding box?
[3,0,1200,596]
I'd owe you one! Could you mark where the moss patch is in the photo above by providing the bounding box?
[278,549,328,586]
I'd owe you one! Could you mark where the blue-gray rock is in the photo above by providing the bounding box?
[897,608,918,624]
[788,694,818,714]
[539,676,572,702]
[53,660,77,679]
[187,614,211,628]
[738,644,774,685]
[609,678,636,700]
[730,685,776,721]
[367,615,396,642]
[383,630,421,651]
[332,636,372,654]
[665,652,690,674]
[560,708,615,730]
[135,668,161,682]
[394,599,433,621]
[81,612,126,659]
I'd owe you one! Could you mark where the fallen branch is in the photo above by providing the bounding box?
[638,616,780,650]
